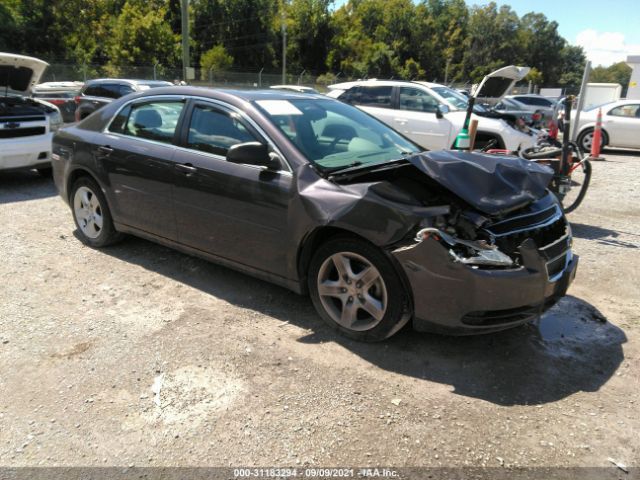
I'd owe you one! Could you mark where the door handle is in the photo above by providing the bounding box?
[96,145,113,157]
[175,163,197,175]
[394,118,408,124]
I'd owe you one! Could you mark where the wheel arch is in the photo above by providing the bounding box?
[577,125,609,147]
[66,167,107,203]
[296,226,414,309]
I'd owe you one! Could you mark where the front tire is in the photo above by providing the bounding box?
[308,237,411,342]
[70,176,122,247]
[577,128,605,153]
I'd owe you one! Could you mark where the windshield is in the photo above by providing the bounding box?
[431,86,469,110]
[430,86,488,113]
[255,98,420,171]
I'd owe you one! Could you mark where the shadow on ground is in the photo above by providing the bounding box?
[602,147,640,157]
[93,234,626,407]
[0,170,57,204]
[572,222,640,249]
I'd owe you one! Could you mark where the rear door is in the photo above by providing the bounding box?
[98,98,186,240]
[606,103,640,147]
[172,100,292,277]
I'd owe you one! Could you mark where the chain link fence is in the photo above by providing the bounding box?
[41,64,355,91]
[41,63,539,95]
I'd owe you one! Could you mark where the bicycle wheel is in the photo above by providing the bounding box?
[561,159,592,214]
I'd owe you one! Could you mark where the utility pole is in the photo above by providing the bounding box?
[281,5,287,84]
[181,0,189,82]
[444,58,450,84]
[571,60,591,142]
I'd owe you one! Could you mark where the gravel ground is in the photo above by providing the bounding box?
[0,151,638,474]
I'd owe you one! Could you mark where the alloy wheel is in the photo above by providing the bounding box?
[316,251,388,331]
[73,186,104,239]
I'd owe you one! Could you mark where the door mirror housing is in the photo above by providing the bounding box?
[227,142,274,168]
[436,104,450,119]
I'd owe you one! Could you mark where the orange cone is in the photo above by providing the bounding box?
[590,108,604,160]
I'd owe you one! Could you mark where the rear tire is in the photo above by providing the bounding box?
[70,176,123,247]
[308,237,411,342]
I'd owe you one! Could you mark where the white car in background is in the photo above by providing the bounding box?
[1,52,63,175]
[573,100,640,152]
[327,77,538,151]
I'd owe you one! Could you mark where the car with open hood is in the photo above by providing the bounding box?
[327,66,539,152]
[51,87,577,341]
[1,53,63,174]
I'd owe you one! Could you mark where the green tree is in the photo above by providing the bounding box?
[191,0,278,71]
[524,66,543,86]
[284,0,334,74]
[200,44,234,78]
[557,45,587,93]
[106,1,180,71]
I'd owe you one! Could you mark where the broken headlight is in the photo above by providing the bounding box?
[415,227,514,267]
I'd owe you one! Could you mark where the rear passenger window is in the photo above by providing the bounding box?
[118,101,184,144]
[186,104,256,156]
[353,86,393,108]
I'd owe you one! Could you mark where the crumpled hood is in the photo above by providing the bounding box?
[0,53,49,94]
[407,150,553,216]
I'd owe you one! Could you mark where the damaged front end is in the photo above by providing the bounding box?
[392,191,578,334]
[298,149,578,334]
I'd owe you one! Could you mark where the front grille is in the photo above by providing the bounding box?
[462,296,563,326]
[462,305,541,326]
[0,127,46,139]
[482,195,571,280]
[0,115,46,122]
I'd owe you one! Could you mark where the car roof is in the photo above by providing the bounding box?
[85,78,172,86]
[134,86,329,103]
[328,79,447,90]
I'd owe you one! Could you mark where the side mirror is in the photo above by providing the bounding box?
[227,142,274,168]
[436,104,450,119]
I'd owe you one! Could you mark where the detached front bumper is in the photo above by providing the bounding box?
[393,238,578,335]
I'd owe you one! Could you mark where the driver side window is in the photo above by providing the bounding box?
[186,104,256,156]
[399,87,439,113]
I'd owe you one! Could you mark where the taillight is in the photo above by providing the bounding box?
[49,99,66,106]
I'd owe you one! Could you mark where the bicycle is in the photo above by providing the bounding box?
[518,141,592,214]
[484,96,592,214]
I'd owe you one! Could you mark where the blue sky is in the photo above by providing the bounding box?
[466,0,640,66]
[333,0,640,66]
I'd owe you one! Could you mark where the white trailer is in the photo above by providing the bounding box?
[626,55,640,100]
[582,83,622,109]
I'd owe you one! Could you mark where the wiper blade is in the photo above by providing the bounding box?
[322,161,363,174]
[328,157,413,180]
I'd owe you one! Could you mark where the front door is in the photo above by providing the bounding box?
[606,104,640,148]
[172,101,292,278]
[396,87,452,150]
